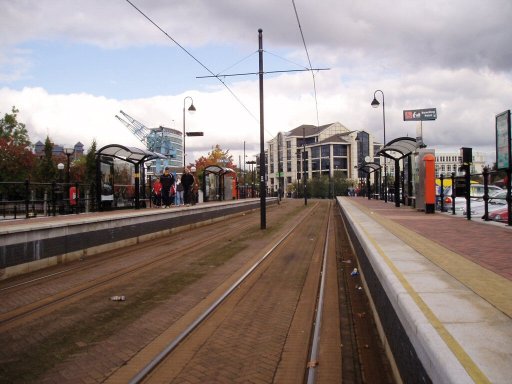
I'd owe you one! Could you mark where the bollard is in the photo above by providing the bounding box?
[423,154,436,213]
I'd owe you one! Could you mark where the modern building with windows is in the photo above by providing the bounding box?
[434,151,487,178]
[266,122,382,194]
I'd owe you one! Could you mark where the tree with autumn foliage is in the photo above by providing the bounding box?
[0,107,34,183]
[193,144,236,175]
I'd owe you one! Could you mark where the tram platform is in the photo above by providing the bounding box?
[338,196,512,384]
[0,198,271,281]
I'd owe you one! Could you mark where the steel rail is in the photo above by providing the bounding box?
[306,203,332,384]
[0,213,256,293]
[0,219,257,328]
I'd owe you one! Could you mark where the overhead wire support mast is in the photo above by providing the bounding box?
[196,29,330,230]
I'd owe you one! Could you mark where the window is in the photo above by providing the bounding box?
[312,159,320,171]
[321,158,330,170]
[333,144,347,156]
[321,145,330,157]
[333,158,347,169]
[311,146,320,158]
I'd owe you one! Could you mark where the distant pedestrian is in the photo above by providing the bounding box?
[191,167,199,205]
[176,179,184,206]
[160,167,175,208]
[181,167,194,205]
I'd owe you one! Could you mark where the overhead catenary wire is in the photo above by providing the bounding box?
[124,0,326,147]
[124,0,259,123]
[264,49,311,71]
[291,0,320,128]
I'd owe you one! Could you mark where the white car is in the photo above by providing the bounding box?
[462,190,507,217]
[442,184,503,214]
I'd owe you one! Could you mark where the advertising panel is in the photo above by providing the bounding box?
[496,110,511,170]
[403,108,437,121]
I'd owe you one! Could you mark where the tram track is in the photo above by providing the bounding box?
[0,209,260,295]
[0,211,261,331]
[106,201,329,384]
[1,200,395,383]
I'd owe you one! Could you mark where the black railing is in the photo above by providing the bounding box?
[0,181,94,221]
[437,168,511,225]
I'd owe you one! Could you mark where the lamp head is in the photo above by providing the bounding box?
[371,97,380,108]
[188,103,196,113]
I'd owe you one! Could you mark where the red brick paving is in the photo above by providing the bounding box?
[349,197,512,281]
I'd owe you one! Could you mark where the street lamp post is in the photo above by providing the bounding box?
[183,96,196,167]
[371,90,387,202]
[57,162,65,214]
[64,147,74,185]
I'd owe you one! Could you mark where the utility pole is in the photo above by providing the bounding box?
[259,29,266,229]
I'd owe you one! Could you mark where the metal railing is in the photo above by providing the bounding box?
[437,168,511,225]
[0,181,94,221]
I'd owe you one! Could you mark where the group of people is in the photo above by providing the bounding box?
[152,167,198,208]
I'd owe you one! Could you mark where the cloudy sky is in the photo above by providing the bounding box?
[1,0,511,165]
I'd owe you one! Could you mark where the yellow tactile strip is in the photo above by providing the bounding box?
[340,198,504,384]
[349,199,512,319]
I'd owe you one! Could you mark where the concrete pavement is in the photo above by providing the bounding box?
[338,196,512,384]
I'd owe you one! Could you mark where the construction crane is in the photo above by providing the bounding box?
[115,110,180,174]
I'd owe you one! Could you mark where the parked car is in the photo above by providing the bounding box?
[488,206,509,223]
[462,190,507,217]
[442,184,503,214]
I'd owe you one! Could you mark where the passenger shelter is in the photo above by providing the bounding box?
[358,162,381,199]
[377,137,418,207]
[203,165,238,201]
[96,144,166,210]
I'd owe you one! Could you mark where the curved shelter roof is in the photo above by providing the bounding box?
[96,144,166,164]
[204,165,236,175]
[377,137,418,160]
[358,162,381,174]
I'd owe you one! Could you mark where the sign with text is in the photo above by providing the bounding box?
[496,110,511,170]
[403,108,437,121]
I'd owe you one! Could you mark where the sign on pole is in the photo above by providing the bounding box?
[403,108,437,121]
[496,110,511,170]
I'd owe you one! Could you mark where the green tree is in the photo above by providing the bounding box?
[35,136,58,182]
[84,140,97,185]
[0,106,30,146]
[83,140,98,210]
[0,107,34,184]
[309,175,330,198]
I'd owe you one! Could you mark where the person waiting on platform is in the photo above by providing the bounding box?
[181,167,194,206]
[152,178,162,206]
[175,179,184,206]
[191,167,199,205]
[160,167,175,208]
